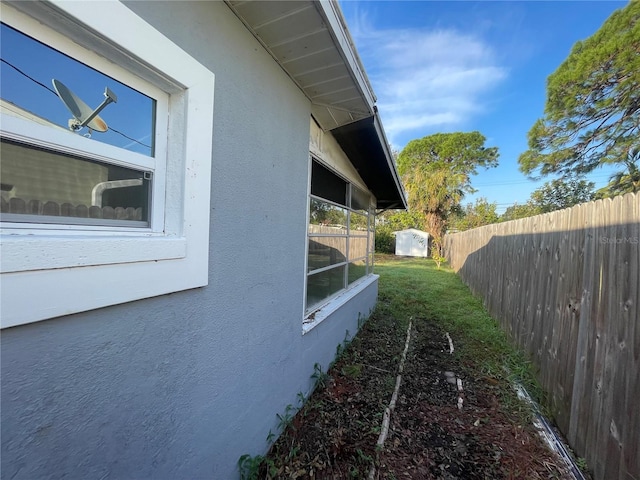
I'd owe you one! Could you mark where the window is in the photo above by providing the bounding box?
[0,2,215,328]
[306,160,375,312]
[1,20,159,227]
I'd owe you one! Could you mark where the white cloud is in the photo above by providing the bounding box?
[348,11,508,147]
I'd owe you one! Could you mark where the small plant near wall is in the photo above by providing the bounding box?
[311,362,329,390]
[237,454,276,480]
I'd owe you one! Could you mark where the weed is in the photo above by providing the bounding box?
[237,454,265,480]
[276,404,296,432]
[356,448,373,463]
[311,362,329,390]
[341,363,362,378]
[265,429,275,444]
[575,457,588,471]
[286,443,300,461]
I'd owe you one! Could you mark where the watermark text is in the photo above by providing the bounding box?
[599,236,639,245]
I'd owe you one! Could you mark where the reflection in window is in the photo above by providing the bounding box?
[309,198,346,229]
[0,22,155,156]
[349,211,367,231]
[351,186,370,212]
[306,159,376,311]
[0,139,150,226]
[307,237,347,272]
[348,260,367,285]
[307,266,346,309]
[348,237,368,261]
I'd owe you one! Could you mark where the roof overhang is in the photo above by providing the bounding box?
[332,113,407,210]
[225,0,375,131]
[225,0,407,209]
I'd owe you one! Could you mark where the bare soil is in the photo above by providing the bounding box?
[259,310,573,479]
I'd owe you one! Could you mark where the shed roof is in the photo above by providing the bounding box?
[225,0,406,210]
[393,229,430,237]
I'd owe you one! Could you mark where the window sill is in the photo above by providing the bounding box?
[0,234,186,273]
[302,274,379,335]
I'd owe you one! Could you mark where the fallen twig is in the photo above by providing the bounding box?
[445,332,454,354]
[362,364,391,373]
[368,317,413,480]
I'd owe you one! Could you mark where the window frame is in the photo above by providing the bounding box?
[0,1,216,328]
[305,158,376,317]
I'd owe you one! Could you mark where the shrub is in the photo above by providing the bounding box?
[375,225,395,253]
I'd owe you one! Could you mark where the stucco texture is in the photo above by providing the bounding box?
[0,2,377,479]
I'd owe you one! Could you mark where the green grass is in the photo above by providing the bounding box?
[374,254,546,415]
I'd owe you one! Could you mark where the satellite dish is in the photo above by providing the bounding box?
[52,79,117,133]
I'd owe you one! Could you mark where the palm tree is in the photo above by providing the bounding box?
[598,149,640,198]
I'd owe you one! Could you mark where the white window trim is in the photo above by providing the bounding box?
[302,274,379,335]
[0,1,215,328]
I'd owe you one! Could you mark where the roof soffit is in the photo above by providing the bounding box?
[225,0,374,130]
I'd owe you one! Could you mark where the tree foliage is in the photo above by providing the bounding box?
[519,2,640,180]
[450,198,499,231]
[397,132,498,252]
[596,148,640,198]
[530,178,595,212]
[501,177,595,222]
[501,202,542,222]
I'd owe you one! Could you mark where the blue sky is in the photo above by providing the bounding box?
[338,0,628,212]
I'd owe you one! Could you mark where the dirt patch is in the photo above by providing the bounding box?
[258,313,572,479]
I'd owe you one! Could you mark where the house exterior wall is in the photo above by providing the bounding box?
[0,2,378,479]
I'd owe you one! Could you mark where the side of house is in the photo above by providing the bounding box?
[0,1,405,479]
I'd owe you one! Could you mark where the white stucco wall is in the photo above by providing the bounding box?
[0,2,378,479]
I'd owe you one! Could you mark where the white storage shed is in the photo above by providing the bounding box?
[394,228,430,257]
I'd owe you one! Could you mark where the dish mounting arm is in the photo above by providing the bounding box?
[71,87,118,131]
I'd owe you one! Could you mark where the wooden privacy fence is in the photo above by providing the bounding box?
[443,192,639,480]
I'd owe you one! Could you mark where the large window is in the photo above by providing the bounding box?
[0,2,215,328]
[306,160,375,311]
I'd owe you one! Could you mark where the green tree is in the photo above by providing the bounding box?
[377,210,425,231]
[596,148,640,198]
[501,202,542,222]
[450,198,499,231]
[530,178,595,212]
[501,178,595,222]
[397,132,498,255]
[519,2,640,180]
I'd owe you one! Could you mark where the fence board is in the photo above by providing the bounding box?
[443,192,639,480]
